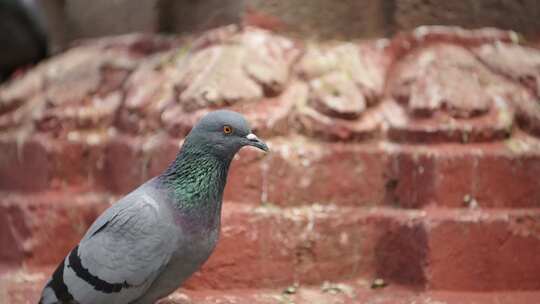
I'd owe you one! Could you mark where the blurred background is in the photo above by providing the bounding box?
[2,1,540,303]
[3,0,540,80]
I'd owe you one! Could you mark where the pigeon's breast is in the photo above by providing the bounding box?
[164,226,219,281]
[183,225,220,262]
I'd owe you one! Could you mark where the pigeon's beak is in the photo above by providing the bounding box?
[245,133,269,152]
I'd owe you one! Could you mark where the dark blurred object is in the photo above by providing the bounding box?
[0,0,48,81]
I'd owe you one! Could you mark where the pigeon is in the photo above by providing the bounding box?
[39,110,269,304]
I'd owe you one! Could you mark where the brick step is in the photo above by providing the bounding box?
[2,269,540,304]
[2,134,540,208]
[2,192,540,291]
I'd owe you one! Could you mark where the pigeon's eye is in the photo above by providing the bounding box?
[223,125,233,135]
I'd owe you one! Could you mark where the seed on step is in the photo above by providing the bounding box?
[283,283,299,295]
[371,278,387,289]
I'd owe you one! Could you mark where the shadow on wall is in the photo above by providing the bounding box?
[374,221,428,287]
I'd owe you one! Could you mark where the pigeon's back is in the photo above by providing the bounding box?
[39,178,180,304]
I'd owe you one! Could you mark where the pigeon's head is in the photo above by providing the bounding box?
[185,110,269,158]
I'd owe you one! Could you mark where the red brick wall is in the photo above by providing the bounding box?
[1,26,540,291]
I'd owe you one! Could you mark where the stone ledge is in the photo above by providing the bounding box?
[2,134,540,208]
[2,193,540,291]
[3,268,540,304]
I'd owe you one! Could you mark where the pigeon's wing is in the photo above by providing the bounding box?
[63,190,178,303]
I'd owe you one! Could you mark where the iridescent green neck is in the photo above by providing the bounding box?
[160,148,231,212]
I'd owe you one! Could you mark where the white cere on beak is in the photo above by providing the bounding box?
[246,133,259,141]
